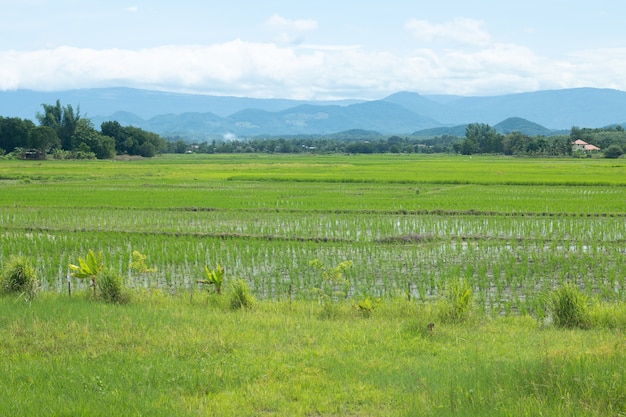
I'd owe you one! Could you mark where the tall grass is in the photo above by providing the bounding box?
[0,295,624,416]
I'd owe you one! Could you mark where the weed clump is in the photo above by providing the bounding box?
[98,269,129,304]
[438,280,473,324]
[228,279,255,310]
[549,283,590,329]
[1,256,38,299]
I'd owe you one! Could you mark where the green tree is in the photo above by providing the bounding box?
[173,139,188,154]
[138,141,157,157]
[604,144,623,159]
[37,100,81,150]
[29,126,60,154]
[71,119,116,159]
[0,117,34,153]
[465,123,502,154]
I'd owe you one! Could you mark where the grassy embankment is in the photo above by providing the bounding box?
[1,293,625,417]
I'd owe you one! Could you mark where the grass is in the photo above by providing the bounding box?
[0,293,625,417]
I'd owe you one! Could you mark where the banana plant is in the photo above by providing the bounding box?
[198,264,224,294]
[69,249,103,298]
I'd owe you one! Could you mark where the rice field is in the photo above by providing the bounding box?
[1,154,625,316]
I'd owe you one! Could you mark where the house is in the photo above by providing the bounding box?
[572,139,601,152]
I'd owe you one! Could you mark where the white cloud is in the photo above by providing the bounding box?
[1,39,625,99]
[265,14,318,44]
[125,6,139,13]
[405,17,491,46]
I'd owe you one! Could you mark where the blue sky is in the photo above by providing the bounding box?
[1,0,625,99]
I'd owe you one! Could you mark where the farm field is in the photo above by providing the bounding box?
[1,154,626,416]
[1,154,626,315]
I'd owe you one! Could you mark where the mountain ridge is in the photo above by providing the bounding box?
[1,87,625,138]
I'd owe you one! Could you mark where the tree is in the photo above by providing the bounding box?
[0,117,33,153]
[465,123,502,154]
[138,141,157,157]
[37,100,80,150]
[71,119,116,159]
[101,120,128,153]
[604,144,623,159]
[29,126,60,154]
[173,139,188,154]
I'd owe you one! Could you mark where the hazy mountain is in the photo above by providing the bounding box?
[412,125,468,138]
[413,117,559,138]
[493,117,555,136]
[2,87,626,138]
[382,91,459,124]
[440,88,626,128]
[0,87,363,120]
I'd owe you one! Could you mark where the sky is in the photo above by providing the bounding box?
[1,0,626,100]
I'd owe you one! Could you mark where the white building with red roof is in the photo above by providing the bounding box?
[572,139,601,152]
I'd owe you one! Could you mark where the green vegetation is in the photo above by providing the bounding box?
[97,269,128,304]
[0,255,38,299]
[69,249,104,298]
[199,264,225,294]
[227,278,255,310]
[549,283,590,329]
[0,295,624,416]
[1,153,625,415]
[0,100,167,159]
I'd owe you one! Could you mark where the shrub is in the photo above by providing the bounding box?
[309,259,353,302]
[438,280,473,324]
[129,250,157,274]
[1,256,38,299]
[98,269,129,304]
[353,296,376,318]
[604,144,623,159]
[549,284,590,329]
[228,279,255,310]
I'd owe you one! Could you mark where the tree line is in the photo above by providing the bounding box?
[168,124,624,158]
[0,101,167,159]
[454,123,625,158]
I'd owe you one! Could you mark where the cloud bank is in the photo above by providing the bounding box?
[1,16,625,99]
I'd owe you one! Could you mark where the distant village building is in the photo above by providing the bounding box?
[572,139,601,152]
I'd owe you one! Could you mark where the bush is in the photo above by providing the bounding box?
[228,279,255,310]
[604,144,623,159]
[98,269,128,304]
[549,284,590,329]
[1,256,38,299]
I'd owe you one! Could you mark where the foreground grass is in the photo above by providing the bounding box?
[1,293,624,416]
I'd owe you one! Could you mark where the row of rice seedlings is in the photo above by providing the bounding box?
[3,204,626,245]
[2,226,625,315]
[5,174,626,214]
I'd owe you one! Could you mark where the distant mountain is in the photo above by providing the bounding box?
[2,86,626,138]
[382,92,458,124]
[413,117,559,138]
[493,117,555,136]
[440,88,626,128]
[0,87,363,120]
[412,125,468,138]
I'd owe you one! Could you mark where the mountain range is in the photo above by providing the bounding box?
[1,87,625,139]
